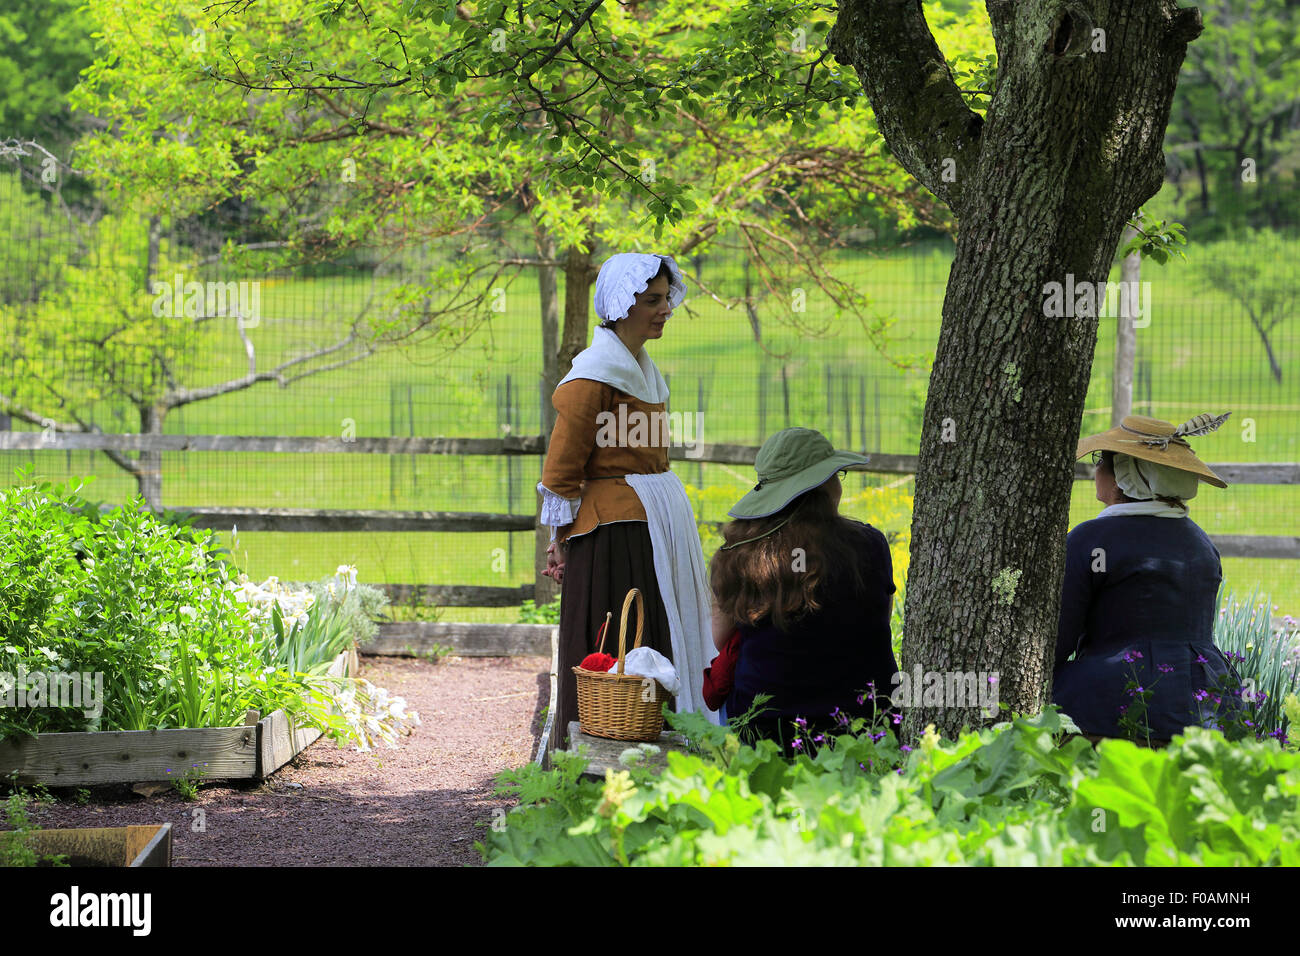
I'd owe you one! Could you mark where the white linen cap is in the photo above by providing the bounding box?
[592,253,688,322]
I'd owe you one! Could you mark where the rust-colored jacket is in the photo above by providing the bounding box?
[540,378,671,544]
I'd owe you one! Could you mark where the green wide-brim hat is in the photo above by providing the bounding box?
[728,427,870,519]
[1075,413,1229,489]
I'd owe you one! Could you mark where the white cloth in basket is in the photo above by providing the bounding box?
[613,646,680,695]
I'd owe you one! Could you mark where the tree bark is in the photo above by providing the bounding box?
[829,0,1202,738]
[559,241,599,377]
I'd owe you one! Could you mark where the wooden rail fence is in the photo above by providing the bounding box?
[4,431,1298,611]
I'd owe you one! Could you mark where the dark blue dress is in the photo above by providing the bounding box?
[1053,513,1243,739]
[725,520,899,752]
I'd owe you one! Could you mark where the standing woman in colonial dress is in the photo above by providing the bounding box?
[1054,413,1244,742]
[538,253,718,756]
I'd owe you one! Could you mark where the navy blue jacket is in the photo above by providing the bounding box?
[1053,513,1242,739]
[726,519,899,750]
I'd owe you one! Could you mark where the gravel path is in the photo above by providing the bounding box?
[22,655,550,866]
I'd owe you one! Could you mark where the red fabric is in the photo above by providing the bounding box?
[702,630,741,710]
[580,652,618,672]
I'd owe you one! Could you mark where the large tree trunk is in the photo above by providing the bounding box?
[829,0,1202,738]
[559,242,599,376]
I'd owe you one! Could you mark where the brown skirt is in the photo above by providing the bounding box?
[552,521,673,754]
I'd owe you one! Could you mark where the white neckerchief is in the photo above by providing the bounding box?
[557,326,669,405]
[1097,501,1188,519]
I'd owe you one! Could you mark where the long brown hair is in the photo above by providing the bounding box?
[710,483,867,632]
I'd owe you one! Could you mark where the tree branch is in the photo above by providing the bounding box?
[826,0,982,215]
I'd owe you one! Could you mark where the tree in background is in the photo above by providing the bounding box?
[64,0,974,598]
[1165,0,1300,230]
[0,202,382,508]
[1197,228,1293,383]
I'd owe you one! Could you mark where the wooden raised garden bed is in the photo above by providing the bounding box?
[0,648,358,788]
[1,823,172,867]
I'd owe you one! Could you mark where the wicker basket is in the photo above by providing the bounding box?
[572,588,671,741]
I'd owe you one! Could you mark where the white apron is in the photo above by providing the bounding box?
[625,470,720,724]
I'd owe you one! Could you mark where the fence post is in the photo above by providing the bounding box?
[534,378,558,608]
[825,363,834,441]
[874,378,882,454]
[407,383,416,497]
[697,376,705,488]
[781,364,790,428]
[506,373,515,575]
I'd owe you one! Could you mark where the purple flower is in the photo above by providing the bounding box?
[1118,705,1128,715]
[813,734,825,744]
[791,739,803,751]
[1158,663,1174,674]
[856,694,866,706]
[891,713,902,725]
[900,744,913,753]
[1122,649,1145,663]
[794,716,807,728]
[1194,689,1209,702]
[1196,654,1209,664]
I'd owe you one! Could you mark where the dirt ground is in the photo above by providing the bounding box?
[21,655,550,867]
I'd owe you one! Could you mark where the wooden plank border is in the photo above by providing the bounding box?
[255,649,353,781]
[5,823,173,866]
[0,651,353,788]
[364,622,556,657]
[0,724,258,788]
[535,626,559,769]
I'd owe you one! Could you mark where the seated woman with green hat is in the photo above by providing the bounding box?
[1054,412,1245,742]
[709,427,900,754]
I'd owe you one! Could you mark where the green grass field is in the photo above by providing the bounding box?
[5,227,1298,618]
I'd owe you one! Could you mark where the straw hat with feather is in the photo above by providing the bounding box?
[1076,412,1231,490]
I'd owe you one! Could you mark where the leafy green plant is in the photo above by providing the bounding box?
[264,599,353,677]
[1214,585,1300,740]
[0,789,67,867]
[0,467,375,741]
[405,643,453,663]
[165,764,207,801]
[301,577,389,644]
[478,703,1300,866]
[517,598,561,625]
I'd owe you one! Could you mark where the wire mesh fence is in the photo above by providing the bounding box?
[2,145,1297,615]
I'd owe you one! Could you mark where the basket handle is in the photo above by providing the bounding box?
[614,588,645,675]
[594,611,613,656]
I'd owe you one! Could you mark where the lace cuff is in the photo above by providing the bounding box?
[537,482,581,535]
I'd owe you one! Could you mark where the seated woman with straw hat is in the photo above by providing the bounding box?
[709,427,900,754]
[1054,413,1245,742]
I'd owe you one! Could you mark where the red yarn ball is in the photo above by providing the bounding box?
[580,652,618,672]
